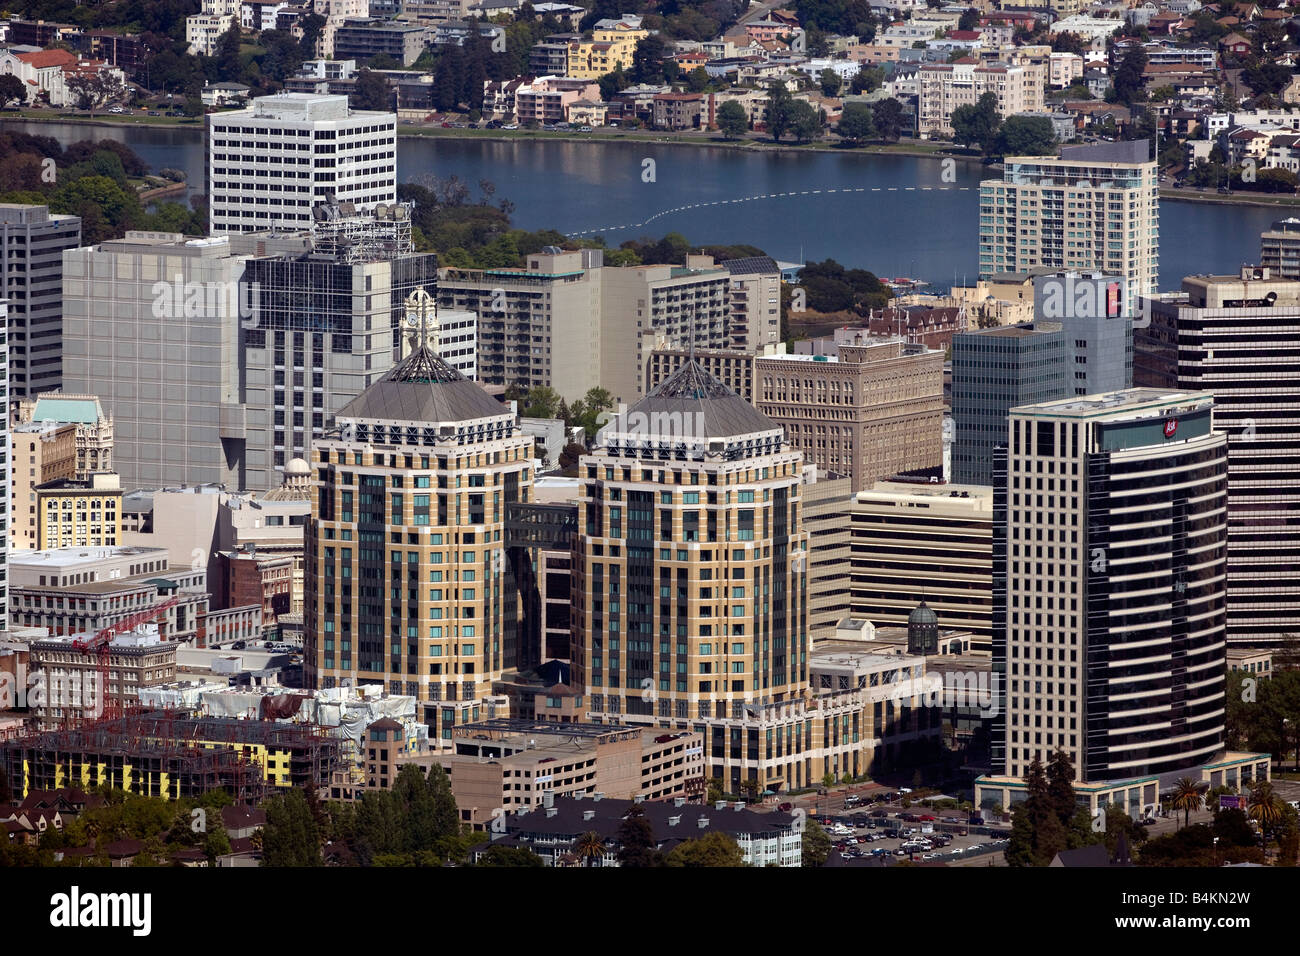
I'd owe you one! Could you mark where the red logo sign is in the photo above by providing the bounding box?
[1164,419,1178,438]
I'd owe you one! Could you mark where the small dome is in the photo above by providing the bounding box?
[285,457,310,476]
[909,601,938,626]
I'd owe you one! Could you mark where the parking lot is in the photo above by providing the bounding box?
[817,804,1011,865]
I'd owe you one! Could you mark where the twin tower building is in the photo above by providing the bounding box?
[304,319,1258,807]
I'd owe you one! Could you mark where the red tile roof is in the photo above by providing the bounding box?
[15,49,78,69]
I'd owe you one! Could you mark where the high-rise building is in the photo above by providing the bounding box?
[0,204,82,399]
[1031,271,1133,395]
[239,205,439,491]
[979,141,1158,315]
[952,272,1134,484]
[979,389,1238,812]
[1259,217,1300,277]
[438,248,605,402]
[951,324,1066,486]
[61,232,249,492]
[206,93,397,235]
[650,335,946,492]
[721,256,783,353]
[573,361,815,791]
[849,481,994,653]
[600,256,733,403]
[1137,267,1300,647]
[304,340,534,743]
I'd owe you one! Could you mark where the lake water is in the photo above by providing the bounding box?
[9,119,1283,291]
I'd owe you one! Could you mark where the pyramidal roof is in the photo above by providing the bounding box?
[614,360,780,441]
[335,345,507,425]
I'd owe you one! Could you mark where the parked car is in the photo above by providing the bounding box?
[777,802,793,812]
[231,640,246,650]
[968,815,985,825]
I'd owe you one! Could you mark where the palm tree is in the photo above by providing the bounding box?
[1170,778,1204,829]
[1248,781,1284,854]
[574,831,606,868]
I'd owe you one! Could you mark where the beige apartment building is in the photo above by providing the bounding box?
[649,338,945,492]
[403,720,705,828]
[304,341,534,743]
[600,256,732,404]
[438,248,604,403]
[849,481,994,653]
[10,421,77,551]
[918,61,1044,138]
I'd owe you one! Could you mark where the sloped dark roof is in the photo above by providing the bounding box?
[623,360,778,439]
[1051,843,1110,867]
[335,345,506,425]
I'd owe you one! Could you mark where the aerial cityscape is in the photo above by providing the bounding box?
[0,0,1294,913]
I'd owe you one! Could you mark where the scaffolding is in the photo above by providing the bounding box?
[309,199,414,263]
[0,710,341,804]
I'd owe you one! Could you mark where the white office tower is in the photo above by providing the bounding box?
[206,93,397,235]
[990,389,1228,786]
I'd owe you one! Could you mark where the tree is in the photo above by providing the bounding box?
[574,830,607,867]
[957,7,979,31]
[631,34,668,84]
[0,74,26,108]
[819,68,841,98]
[1051,31,1085,55]
[597,63,630,101]
[765,82,796,142]
[850,66,883,94]
[203,821,232,863]
[950,91,1000,154]
[872,97,904,142]
[717,99,748,139]
[664,830,747,867]
[64,72,125,115]
[352,69,392,112]
[801,819,831,866]
[261,789,322,866]
[1113,45,1148,105]
[1170,777,1204,829]
[522,385,560,420]
[995,115,1057,158]
[789,100,822,143]
[477,844,545,866]
[1247,780,1284,837]
[837,101,875,145]
[616,807,663,867]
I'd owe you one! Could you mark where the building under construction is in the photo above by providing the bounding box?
[0,710,341,804]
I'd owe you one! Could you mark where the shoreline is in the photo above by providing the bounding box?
[7,112,1300,210]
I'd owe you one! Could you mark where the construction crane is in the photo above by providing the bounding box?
[70,596,180,724]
